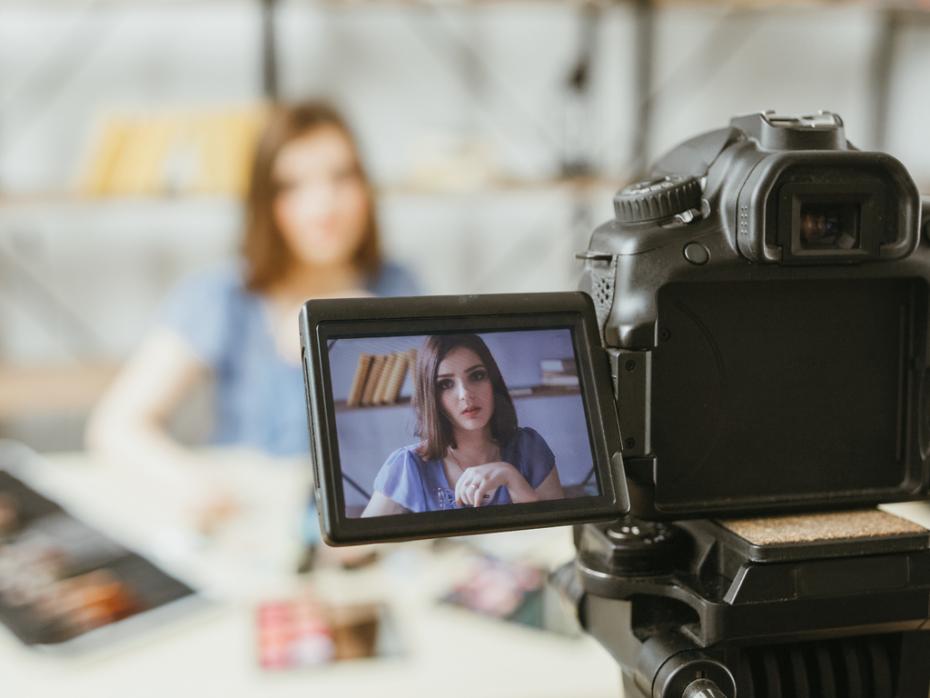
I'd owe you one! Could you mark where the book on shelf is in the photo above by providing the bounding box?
[80,116,131,196]
[381,352,410,405]
[372,353,398,405]
[346,353,374,408]
[345,349,417,407]
[359,355,387,406]
[78,105,266,198]
[403,349,418,401]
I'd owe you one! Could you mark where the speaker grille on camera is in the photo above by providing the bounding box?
[588,256,617,339]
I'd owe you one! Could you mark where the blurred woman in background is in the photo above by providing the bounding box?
[86,102,417,525]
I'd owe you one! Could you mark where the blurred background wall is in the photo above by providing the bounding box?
[2,0,930,449]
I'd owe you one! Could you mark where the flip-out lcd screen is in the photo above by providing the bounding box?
[300,293,627,543]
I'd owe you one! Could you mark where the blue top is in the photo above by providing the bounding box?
[159,262,419,456]
[372,427,556,512]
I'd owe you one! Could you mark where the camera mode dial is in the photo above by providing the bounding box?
[614,175,702,223]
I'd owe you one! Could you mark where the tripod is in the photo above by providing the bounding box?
[557,511,930,697]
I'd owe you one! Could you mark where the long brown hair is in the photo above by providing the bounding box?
[242,101,381,292]
[413,334,518,460]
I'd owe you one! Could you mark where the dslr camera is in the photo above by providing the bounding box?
[300,112,930,697]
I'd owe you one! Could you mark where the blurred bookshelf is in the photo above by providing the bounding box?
[3,0,926,204]
[5,0,926,197]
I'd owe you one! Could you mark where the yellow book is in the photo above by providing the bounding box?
[406,349,418,398]
[108,116,169,196]
[200,105,266,195]
[347,354,373,408]
[228,108,263,195]
[79,115,132,196]
[360,355,386,406]
[217,110,240,194]
[373,353,398,405]
[398,354,413,403]
[163,114,199,194]
[192,113,221,195]
[140,115,175,195]
[384,353,409,404]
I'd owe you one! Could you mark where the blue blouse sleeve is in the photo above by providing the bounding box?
[368,262,421,297]
[157,266,242,369]
[516,427,557,488]
[372,447,427,512]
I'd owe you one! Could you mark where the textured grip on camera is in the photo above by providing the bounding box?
[613,175,702,223]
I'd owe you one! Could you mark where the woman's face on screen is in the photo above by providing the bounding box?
[436,347,494,433]
[272,126,370,269]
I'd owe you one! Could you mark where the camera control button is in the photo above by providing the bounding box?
[683,242,710,265]
[614,174,701,223]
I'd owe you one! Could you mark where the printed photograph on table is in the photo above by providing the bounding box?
[256,598,399,670]
[329,329,599,518]
[0,467,198,650]
[440,554,581,637]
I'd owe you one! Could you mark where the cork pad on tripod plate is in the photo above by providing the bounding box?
[719,509,927,546]
[694,509,930,563]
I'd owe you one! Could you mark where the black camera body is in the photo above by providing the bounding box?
[570,112,930,697]
[581,111,930,521]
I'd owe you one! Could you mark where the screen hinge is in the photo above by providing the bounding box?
[608,348,651,458]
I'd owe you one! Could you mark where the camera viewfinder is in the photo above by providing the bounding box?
[798,201,860,251]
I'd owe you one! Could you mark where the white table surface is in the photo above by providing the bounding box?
[0,447,623,698]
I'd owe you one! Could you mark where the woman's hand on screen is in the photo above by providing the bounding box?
[455,462,534,507]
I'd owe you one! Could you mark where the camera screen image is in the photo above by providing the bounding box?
[327,329,599,519]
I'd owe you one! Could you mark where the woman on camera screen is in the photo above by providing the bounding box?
[361,334,565,516]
